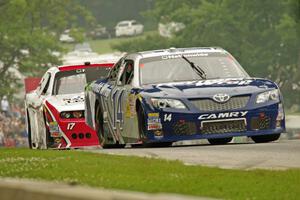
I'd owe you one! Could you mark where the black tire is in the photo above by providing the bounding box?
[95,105,105,147]
[26,110,33,149]
[208,137,233,145]
[137,104,146,142]
[251,134,280,143]
[137,104,173,148]
[96,105,124,149]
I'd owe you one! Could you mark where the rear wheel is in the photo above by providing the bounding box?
[26,110,33,149]
[251,134,280,143]
[96,105,124,148]
[208,137,233,145]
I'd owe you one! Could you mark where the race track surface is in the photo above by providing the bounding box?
[89,139,300,170]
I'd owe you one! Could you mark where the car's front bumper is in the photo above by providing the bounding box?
[144,103,285,143]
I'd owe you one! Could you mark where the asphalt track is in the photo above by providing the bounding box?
[89,139,300,170]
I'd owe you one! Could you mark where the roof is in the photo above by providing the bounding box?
[136,47,227,58]
[57,63,114,72]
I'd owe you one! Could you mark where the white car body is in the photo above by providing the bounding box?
[25,63,114,149]
[115,20,144,37]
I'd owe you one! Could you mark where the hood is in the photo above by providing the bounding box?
[45,93,85,112]
[140,78,278,98]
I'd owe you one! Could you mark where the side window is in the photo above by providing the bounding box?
[38,73,51,96]
[108,58,123,82]
[119,60,134,85]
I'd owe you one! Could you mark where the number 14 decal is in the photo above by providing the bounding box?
[164,114,172,122]
[67,123,76,130]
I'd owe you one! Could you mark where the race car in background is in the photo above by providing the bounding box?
[85,47,285,147]
[25,62,114,149]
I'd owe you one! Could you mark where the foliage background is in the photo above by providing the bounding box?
[113,0,300,109]
[0,0,299,109]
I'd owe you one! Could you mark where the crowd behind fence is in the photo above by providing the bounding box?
[0,104,28,148]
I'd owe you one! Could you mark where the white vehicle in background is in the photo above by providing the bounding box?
[158,22,185,38]
[115,20,144,37]
[59,29,75,43]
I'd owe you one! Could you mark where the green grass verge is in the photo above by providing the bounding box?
[0,148,299,200]
[62,31,156,54]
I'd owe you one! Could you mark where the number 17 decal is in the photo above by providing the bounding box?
[67,123,76,130]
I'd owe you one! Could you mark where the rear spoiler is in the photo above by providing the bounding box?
[24,77,41,93]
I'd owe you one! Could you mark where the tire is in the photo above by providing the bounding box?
[40,110,55,149]
[208,137,233,145]
[137,104,173,148]
[251,134,280,143]
[137,104,146,142]
[26,110,33,149]
[96,105,124,148]
[95,105,105,147]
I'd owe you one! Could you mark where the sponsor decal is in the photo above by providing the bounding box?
[154,130,163,139]
[156,78,253,87]
[148,113,159,117]
[162,53,208,60]
[147,123,162,130]
[49,121,61,137]
[147,113,161,123]
[198,111,248,120]
[63,96,84,104]
[125,94,136,118]
[195,78,253,86]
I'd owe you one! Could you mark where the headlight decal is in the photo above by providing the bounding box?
[256,89,279,104]
[151,98,187,109]
[60,111,85,119]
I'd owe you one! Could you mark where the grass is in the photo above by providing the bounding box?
[62,31,156,54]
[0,148,299,200]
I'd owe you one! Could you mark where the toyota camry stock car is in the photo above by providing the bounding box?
[25,62,114,149]
[84,47,285,147]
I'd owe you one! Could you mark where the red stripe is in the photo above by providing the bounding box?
[58,63,114,71]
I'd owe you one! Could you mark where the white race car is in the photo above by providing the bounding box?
[25,62,114,149]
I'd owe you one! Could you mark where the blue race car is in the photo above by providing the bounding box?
[84,47,285,147]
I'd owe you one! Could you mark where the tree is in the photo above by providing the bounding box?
[0,0,94,98]
[114,0,300,108]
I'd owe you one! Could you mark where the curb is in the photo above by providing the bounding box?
[0,178,217,200]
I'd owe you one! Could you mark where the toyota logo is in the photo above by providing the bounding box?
[213,93,230,103]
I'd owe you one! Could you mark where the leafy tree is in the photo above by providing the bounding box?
[0,0,94,98]
[114,0,300,108]
[77,0,155,30]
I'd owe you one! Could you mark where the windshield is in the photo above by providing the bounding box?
[53,67,111,95]
[139,52,249,85]
[118,22,129,27]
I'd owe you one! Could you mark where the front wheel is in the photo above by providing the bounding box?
[208,137,233,145]
[26,110,33,149]
[251,134,280,143]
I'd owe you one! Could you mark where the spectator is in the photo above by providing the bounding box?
[0,124,4,146]
[1,96,10,117]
